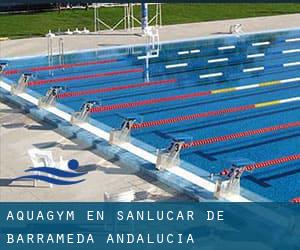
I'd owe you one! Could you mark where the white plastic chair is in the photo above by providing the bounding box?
[229,24,243,35]
[28,148,56,188]
[65,29,73,35]
[103,190,136,232]
[82,27,90,34]
[73,28,82,34]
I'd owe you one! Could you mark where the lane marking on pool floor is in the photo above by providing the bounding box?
[177,49,201,55]
[208,58,228,63]
[282,49,300,54]
[199,72,223,79]
[252,41,270,46]
[177,51,189,55]
[137,54,159,60]
[247,53,265,58]
[243,67,264,73]
[165,63,188,69]
[285,38,300,43]
[90,77,300,113]
[190,49,201,54]
[283,61,300,67]
[218,45,235,50]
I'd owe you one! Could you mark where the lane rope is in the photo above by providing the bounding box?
[57,78,177,98]
[291,197,300,203]
[91,90,212,112]
[241,154,300,172]
[219,154,300,180]
[133,105,254,129]
[3,59,118,75]
[182,121,300,148]
[131,96,300,129]
[28,68,143,86]
[90,77,300,113]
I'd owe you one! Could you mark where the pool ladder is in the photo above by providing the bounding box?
[58,38,65,69]
[47,36,53,75]
[144,27,160,82]
[47,36,65,75]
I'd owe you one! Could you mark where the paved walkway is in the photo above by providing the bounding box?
[0,14,299,58]
[0,102,190,201]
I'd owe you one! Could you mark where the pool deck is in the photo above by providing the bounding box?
[0,14,299,202]
[1,14,299,58]
[0,101,191,201]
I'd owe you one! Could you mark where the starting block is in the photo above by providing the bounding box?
[109,114,143,145]
[11,73,32,95]
[71,101,99,124]
[214,158,254,199]
[229,24,243,35]
[38,86,65,108]
[0,62,7,74]
[156,135,192,170]
[214,170,242,199]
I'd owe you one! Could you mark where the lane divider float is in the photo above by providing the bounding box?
[28,68,143,86]
[291,197,300,203]
[131,96,300,129]
[182,121,300,148]
[220,154,300,175]
[90,77,300,114]
[3,59,118,75]
[57,78,177,99]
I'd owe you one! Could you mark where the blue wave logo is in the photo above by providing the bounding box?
[13,159,86,185]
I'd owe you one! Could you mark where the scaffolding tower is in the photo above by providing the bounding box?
[93,3,162,32]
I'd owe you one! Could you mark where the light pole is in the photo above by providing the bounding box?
[141,3,148,33]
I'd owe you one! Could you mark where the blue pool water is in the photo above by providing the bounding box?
[2,28,300,201]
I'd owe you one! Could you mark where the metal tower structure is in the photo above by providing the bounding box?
[93,3,162,32]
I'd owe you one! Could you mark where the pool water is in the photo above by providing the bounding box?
[2,28,300,201]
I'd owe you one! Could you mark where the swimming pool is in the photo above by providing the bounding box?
[1,28,300,202]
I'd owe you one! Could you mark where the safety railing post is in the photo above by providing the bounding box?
[47,34,54,76]
[58,38,65,70]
